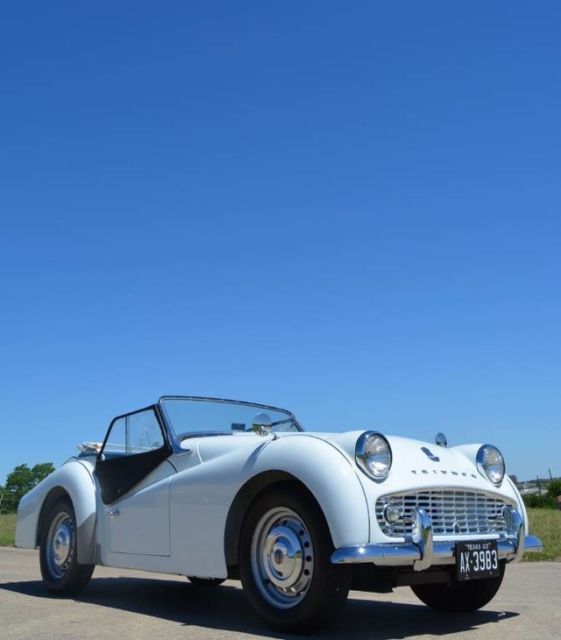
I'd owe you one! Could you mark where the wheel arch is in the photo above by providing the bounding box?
[224,471,314,566]
[224,440,370,567]
[36,486,70,547]
[32,461,97,565]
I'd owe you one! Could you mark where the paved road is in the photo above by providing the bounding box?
[1,547,560,639]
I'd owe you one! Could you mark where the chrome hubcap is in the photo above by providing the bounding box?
[251,507,314,608]
[47,512,74,579]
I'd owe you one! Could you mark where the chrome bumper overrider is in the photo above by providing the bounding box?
[331,507,543,570]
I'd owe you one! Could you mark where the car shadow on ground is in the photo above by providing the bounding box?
[0,576,519,639]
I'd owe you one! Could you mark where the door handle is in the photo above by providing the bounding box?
[108,509,120,518]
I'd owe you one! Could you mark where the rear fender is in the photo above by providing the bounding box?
[16,459,97,564]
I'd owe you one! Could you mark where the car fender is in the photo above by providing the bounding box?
[170,434,370,578]
[15,459,97,564]
[243,434,370,546]
[504,475,529,535]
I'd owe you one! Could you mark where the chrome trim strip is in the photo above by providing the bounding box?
[331,507,543,567]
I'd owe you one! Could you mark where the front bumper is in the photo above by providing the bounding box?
[331,507,543,570]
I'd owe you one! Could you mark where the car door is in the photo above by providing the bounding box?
[95,406,174,556]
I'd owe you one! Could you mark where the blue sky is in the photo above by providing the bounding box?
[1,2,560,483]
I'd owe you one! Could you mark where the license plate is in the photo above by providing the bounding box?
[456,540,499,581]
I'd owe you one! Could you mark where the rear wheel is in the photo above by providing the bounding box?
[39,497,94,595]
[239,486,351,631]
[411,562,505,612]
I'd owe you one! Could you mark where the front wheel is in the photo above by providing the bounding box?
[39,497,94,595]
[239,486,351,632]
[411,562,505,612]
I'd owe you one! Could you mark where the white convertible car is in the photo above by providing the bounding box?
[16,396,542,630]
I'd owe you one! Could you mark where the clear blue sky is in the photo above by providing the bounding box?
[1,2,560,483]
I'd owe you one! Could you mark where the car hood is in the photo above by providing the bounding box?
[311,430,476,473]
[188,429,518,500]
[305,430,517,498]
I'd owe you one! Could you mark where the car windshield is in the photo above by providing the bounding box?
[159,396,302,438]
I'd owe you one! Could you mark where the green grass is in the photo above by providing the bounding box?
[525,508,561,561]
[0,513,16,546]
[1,508,559,560]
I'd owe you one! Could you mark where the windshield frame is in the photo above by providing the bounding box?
[158,395,303,439]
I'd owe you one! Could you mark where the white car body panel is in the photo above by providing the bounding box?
[103,461,174,557]
[167,433,370,577]
[91,433,369,577]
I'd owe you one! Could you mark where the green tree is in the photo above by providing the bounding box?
[547,479,561,499]
[2,462,55,512]
[30,463,55,483]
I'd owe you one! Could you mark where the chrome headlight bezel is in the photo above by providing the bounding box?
[355,431,392,482]
[476,444,505,485]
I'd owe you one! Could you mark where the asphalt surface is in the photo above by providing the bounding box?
[1,547,559,639]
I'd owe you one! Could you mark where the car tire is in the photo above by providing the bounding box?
[187,577,225,588]
[239,485,351,632]
[411,562,505,612]
[39,496,94,595]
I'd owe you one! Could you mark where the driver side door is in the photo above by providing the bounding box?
[95,406,174,557]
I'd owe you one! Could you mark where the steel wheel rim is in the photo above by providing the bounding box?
[46,511,75,579]
[250,507,314,609]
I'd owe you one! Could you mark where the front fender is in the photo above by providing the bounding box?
[15,459,97,564]
[170,434,370,579]
[505,475,530,536]
[247,435,370,547]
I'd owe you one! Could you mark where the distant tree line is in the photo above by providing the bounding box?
[0,463,55,513]
[523,479,561,509]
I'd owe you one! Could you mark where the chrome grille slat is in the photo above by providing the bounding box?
[376,489,513,537]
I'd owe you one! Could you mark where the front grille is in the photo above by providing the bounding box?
[376,489,514,537]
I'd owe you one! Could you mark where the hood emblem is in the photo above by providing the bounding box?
[421,446,440,462]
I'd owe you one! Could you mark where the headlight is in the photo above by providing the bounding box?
[355,431,392,481]
[476,444,505,485]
